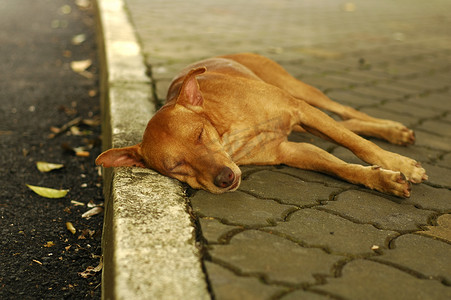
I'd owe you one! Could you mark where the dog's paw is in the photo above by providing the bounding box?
[370,167,412,198]
[395,172,412,198]
[388,156,428,184]
[383,122,415,146]
[408,161,428,183]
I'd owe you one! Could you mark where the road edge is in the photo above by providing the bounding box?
[94,0,209,299]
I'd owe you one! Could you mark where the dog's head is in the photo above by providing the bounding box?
[96,67,242,193]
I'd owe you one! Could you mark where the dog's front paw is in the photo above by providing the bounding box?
[369,167,412,198]
[395,172,412,198]
[380,153,427,184]
[396,158,427,184]
[408,161,428,184]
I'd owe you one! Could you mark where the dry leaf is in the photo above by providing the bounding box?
[71,33,86,45]
[44,241,55,248]
[66,222,76,234]
[48,117,82,139]
[71,200,85,206]
[70,59,92,73]
[61,143,90,157]
[70,59,93,79]
[75,0,91,9]
[78,229,95,240]
[87,200,102,208]
[82,118,100,127]
[78,259,103,278]
[33,259,43,265]
[70,126,82,136]
[59,5,72,15]
[88,89,97,97]
[82,207,103,218]
[27,184,69,198]
[36,161,64,173]
[75,150,90,157]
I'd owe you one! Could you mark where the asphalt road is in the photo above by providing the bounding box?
[0,0,103,298]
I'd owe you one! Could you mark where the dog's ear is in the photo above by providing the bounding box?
[95,144,146,168]
[176,67,207,107]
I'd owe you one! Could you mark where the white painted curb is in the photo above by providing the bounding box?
[95,0,209,299]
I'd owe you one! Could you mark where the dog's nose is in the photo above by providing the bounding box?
[214,167,235,188]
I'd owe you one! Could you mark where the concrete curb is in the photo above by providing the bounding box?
[94,0,209,299]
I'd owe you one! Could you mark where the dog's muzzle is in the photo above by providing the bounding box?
[214,167,237,189]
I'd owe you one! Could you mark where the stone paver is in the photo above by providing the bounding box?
[267,208,398,255]
[323,190,435,231]
[239,171,342,206]
[205,261,287,300]
[114,0,451,298]
[198,218,241,244]
[373,234,451,282]
[316,259,451,300]
[209,230,342,285]
[191,190,296,227]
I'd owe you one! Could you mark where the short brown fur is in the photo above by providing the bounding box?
[96,53,427,197]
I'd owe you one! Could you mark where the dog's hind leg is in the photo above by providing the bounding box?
[275,141,412,197]
[227,53,415,145]
[339,119,415,146]
[291,101,427,184]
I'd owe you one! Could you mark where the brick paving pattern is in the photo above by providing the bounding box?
[125,0,451,298]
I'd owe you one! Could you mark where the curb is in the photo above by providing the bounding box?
[94,0,209,299]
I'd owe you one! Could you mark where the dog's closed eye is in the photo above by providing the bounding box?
[165,160,189,175]
[196,127,204,144]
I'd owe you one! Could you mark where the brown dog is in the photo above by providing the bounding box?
[96,53,427,198]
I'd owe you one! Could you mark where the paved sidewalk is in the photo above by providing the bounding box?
[104,0,451,299]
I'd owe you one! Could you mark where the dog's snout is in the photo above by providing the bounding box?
[214,167,235,188]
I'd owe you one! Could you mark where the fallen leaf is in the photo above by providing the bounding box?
[66,222,76,234]
[70,59,93,79]
[36,161,64,173]
[33,259,43,265]
[87,200,103,208]
[71,33,86,45]
[48,117,82,139]
[59,5,72,15]
[82,118,100,127]
[75,0,91,9]
[75,150,90,157]
[70,59,92,73]
[78,259,103,278]
[82,207,103,218]
[70,126,82,136]
[44,241,55,248]
[78,229,95,240]
[88,89,97,97]
[61,143,90,157]
[71,200,85,206]
[27,184,69,198]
